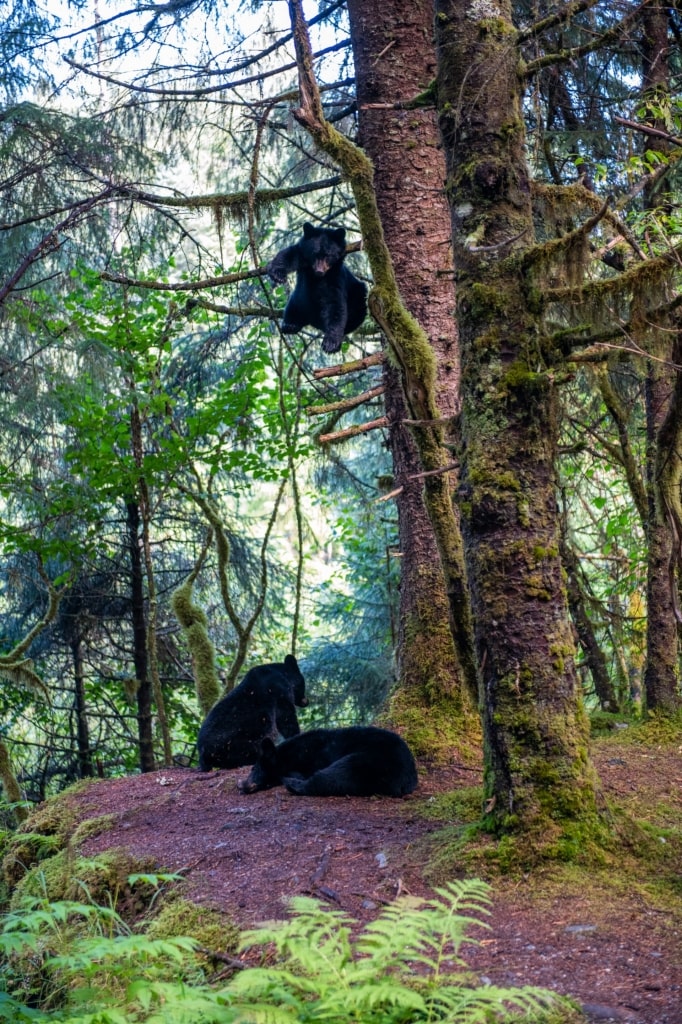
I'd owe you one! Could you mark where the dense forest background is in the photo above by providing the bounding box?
[1,0,681,842]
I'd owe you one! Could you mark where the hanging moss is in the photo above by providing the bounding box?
[171,568,222,717]
[0,741,27,825]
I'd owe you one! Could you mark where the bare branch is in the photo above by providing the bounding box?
[613,115,682,149]
[319,416,388,445]
[312,351,385,379]
[0,189,113,306]
[306,385,385,416]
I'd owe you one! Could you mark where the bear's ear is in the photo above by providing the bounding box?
[284,654,298,671]
[302,222,317,238]
[332,226,346,244]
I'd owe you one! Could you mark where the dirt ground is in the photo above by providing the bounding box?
[73,740,682,1024]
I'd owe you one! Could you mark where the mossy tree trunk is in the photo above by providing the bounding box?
[648,334,682,713]
[645,364,680,712]
[346,0,478,755]
[286,0,478,728]
[435,0,598,834]
[642,0,681,714]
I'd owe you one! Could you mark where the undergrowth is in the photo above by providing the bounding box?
[0,874,581,1023]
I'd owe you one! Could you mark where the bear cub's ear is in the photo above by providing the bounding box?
[284,654,298,671]
[303,222,317,238]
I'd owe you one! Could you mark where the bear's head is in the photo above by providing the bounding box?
[300,222,346,277]
[284,653,308,707]
[238,738,280,793]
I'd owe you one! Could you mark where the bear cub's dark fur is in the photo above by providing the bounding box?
[239,725,418,797]
[197,655,307,771]
[266,223,367,354]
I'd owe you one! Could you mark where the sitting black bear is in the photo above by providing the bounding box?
[197,654,308,771]
[266,223,368,354]
[238,725,418,797]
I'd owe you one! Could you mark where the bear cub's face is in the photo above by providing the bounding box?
[300,222,346,278]
[238,738,278,793]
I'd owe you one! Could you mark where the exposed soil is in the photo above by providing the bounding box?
[72,740,682,1024]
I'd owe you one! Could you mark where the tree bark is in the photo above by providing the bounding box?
[435,0,598,834]
[71,632,94,777]
[126,499,155,772]
[285,0,479,727]
[648,335,682,712]
[346,0,478,753]
[641,0,681,714]
[560,532,619,713]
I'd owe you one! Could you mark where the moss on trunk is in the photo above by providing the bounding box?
[435,0,599,836]
[346,0,479,749]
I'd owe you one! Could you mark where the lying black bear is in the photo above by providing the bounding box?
[266,223,367,354]
[197,655,307,771]
[239,725,418,797]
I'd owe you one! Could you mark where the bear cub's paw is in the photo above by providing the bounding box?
[283,774,308,794]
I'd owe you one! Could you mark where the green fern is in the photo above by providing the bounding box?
[230,880,574,1023]
[0,878,578,1024]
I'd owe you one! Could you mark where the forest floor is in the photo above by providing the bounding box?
[73,731,682,1024]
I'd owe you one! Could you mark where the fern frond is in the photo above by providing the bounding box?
[427,981,559,1020]
[240,897,354,975]
[316,979,426,1015]
[229,966,322,999]
[356,879,491,969]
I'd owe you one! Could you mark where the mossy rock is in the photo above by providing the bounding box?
[71,813,118,846]
[10,846,158,922]
[1,780,106,889]
[147,895,240,960]
[2,830,62,888]
[588,710,633,737]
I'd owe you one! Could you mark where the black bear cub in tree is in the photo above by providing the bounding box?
[266,222,368,354]
[197,655,307,771]
[239,725,418,797]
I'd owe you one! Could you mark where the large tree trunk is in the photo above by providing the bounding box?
[346,0,478,755]
[435,0,598,835]
[642,0,681,714]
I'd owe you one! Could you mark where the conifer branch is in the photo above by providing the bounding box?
[523,1,653,77]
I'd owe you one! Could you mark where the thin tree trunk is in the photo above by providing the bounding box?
[435,0,598,834]
[648,334,682,712]
[126,499,155,772]
[346,0,478,752]
[560,532,619,713]
[71,632,94,777]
